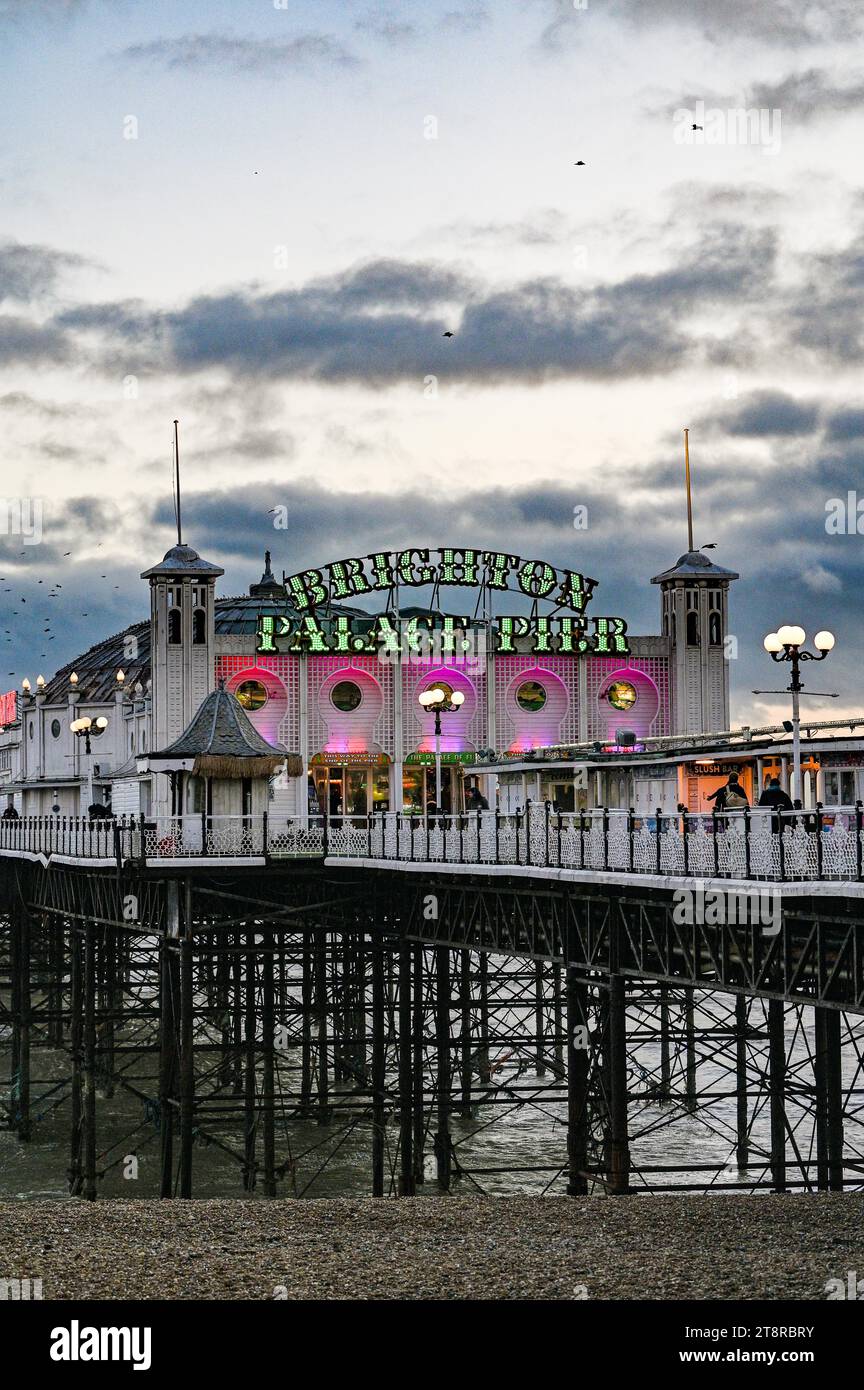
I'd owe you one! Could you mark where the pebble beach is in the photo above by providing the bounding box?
[0,1194,861,1301]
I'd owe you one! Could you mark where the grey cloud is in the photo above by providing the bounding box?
[824,407,864,441]
[354,12,418,47]
[749,68,864,119]
[119,31,359,75]
[0,391,83,418]
[699,390,821,438]
[538,0,862,50]
[434,210,572,247]
[55,231,774,386]
[782,232,864,363]
[0,240,89,304]
[0,0,86,18]
[439,5,490,33]
[323,259,474,308]
[0,317,70,365]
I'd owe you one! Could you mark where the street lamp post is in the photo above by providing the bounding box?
[763,626,835,804]
[70,715,109,756]
[418,686,465,810]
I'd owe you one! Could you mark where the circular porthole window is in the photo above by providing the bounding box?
[235,679,268,711]
[50,718,61,738]
[607,680,637,711]
[515,680,547,713]
[331,680,362,713]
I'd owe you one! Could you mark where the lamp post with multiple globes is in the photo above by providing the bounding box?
[763,625,835,804]
[417,685,465,811]
[70,715,109,756]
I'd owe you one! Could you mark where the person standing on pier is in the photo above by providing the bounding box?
[706,771,748,831]
[758,776,793,835]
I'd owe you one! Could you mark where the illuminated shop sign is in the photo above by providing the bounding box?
[0,690,17,726]
[310,752,391,767]
[283,548,598,614]
[405,751,477,765]
[258,548,629,657]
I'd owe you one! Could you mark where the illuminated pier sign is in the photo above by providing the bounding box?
[257,548,630,657]
[283,548,598,615]
[256,611,629,657]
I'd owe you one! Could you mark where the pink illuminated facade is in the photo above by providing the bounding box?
[7,543,738,820]
[204,545,737,817]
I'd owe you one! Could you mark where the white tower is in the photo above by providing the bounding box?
[651,549,739,736]
[141,543,224,755]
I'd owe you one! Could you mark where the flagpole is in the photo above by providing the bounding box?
[173,419,182,545]
[683,427,694,551]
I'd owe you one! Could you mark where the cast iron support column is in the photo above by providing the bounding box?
[315,927,329,1123]
[14,904,31,1141]
[262,926,276,1198]
[459,949,472,1117]
[412,944,425,1184]
[158,933,177,1198]
[534,960,546,1076]
[68,925,83,1196]
[824,1007,844,1191]
[553,962,564,1074]
[398,940,414,1195]
[371,936,386,1196]
[82,920,97,1200]
[434,945,452,1191]
[300,927,313,1116]
[684,987,697,1113]
[478,950,491,1084]
[735,994,749,1171]
[658,985,671,1102]
[178,891,195,1200]
[607,974,630,1195]
[768,999,787,1193]
[566,966,589,1195]
[243,925,257,1192]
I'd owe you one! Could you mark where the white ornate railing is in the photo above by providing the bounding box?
[321,804,864,881]
[0,804,861,881]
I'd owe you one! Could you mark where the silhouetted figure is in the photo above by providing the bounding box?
[758,777,793,834]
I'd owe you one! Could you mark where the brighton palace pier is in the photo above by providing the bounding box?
[0,540,739,828]
[3,532,864,1200]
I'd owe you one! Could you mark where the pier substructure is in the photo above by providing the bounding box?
[2,861,864,1199]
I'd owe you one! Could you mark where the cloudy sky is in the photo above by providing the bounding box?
[1,0,862,725]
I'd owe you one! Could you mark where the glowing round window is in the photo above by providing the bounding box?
[607,680,637,711]
[235,679,268,711]
[331,680,362,713]
[515,680,547,713]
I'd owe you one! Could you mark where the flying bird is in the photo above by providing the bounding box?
[574,160,585,166]
[699,542,717,550]
[692,123,703,131]
[63,551,71,556]
[442,331,454,338]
